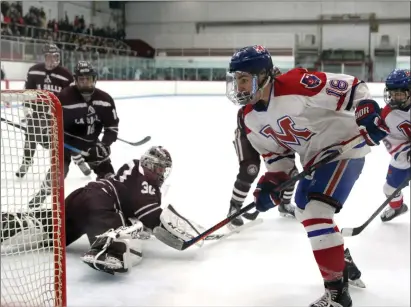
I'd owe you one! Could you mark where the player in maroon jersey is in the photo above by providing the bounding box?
[16,43,91,178]
[1,146,217,275]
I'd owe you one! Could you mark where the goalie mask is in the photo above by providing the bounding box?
[384,69,411,111]
[140,146,172,185]
[74,61,98,99]
[43,43,60,71]
[226,45,277,106]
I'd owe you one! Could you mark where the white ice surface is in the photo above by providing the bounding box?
[51,96,410,306]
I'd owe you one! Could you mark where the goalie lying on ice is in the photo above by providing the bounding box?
[1,146,211,275]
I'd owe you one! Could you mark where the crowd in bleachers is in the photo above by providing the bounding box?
[1,1,134,56]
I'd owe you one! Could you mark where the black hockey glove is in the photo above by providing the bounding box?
[88,142,111,162]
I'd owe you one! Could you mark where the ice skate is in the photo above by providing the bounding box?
[227,200,244,229]
[81,249,124,275]
[344,248,365,288]
[309,279,352,307]
[380,203,408,222]
[278,201,295,218]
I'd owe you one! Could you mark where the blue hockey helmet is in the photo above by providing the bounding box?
[384,68,411,110]
[226,45,275,105]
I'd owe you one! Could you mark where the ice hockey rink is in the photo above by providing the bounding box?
[53,95,409,307]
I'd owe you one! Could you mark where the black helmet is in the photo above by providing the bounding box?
[43,43,60,70]
[74,61,98,97]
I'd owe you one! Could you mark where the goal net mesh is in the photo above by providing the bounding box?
[1,90,66,307]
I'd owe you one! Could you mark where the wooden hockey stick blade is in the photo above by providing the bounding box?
[341,176,410,237]
[118,136,151,146]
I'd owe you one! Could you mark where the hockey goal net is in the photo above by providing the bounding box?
[1,90,66,307]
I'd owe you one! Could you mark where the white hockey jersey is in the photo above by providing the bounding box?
[381,105,411,169]
[243,68,372,173]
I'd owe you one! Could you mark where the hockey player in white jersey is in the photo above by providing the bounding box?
[380,69,411,222]
[226,46,388,307]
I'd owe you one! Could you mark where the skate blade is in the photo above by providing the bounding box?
[349,278,366,288]
[227,222,244,232]
[279,212,295,219]
[80,255,123,270]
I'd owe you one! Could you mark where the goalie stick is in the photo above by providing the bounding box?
[154,134,365,251]
[341,175,410,237]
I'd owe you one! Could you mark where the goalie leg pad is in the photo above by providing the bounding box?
[1,211,51,254]
[81,222,144,275]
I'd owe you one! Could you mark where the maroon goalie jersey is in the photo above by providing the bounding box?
[89,159,163,230]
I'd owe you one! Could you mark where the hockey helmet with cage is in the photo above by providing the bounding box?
[384,69,411,111]
[43,43,60,70]
[226,45,275,105]
[74,61,98,98]
[140,146,172,186]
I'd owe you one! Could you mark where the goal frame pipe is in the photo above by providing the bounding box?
[1,90,67,307]
[47,91,67,307]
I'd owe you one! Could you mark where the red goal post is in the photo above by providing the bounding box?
[1,90,66,307]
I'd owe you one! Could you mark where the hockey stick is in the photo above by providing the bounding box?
[154,134,365,251]
[242,208,259,220]
[63,143,89,157]
[203,218,263,240]
[1,117,90,157]
[341,175,410,237]
[1,116,26,131]
[105,127,151,146]
[153,218,263,250]
[117,136,151,146]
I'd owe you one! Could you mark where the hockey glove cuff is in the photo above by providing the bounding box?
[355,99,389,146]
[253,172,290,212]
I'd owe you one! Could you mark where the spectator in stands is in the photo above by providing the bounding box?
[1,1,134,57]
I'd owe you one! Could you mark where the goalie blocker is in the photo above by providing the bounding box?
[1,146,218,275]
